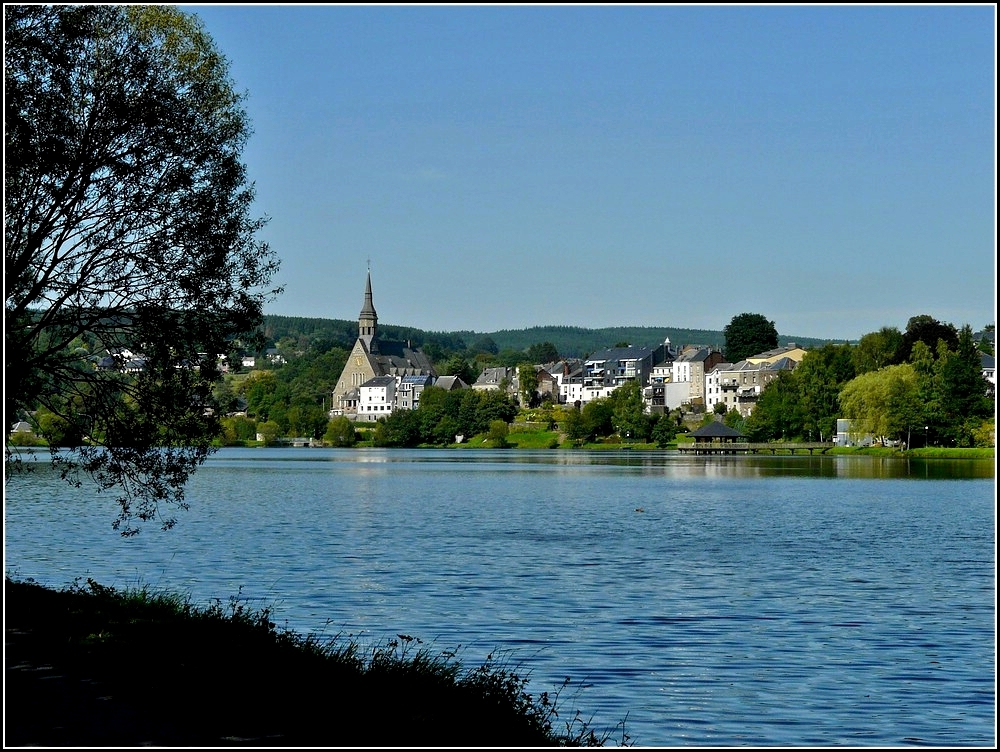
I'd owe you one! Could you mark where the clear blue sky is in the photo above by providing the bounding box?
[186,4,996,342]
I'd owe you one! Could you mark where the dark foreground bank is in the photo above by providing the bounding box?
[4,578,619,747]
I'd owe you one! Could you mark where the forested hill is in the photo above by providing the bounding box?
[261,315,834,358]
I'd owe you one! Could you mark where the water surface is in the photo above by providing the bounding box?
[5,448,995,746]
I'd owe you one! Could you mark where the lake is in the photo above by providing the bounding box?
[4,448,995,746]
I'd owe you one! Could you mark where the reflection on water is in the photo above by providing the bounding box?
[4,447,995,746]
[200,446,994,480]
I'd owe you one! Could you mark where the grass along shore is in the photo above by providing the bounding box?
[5,577,625,747]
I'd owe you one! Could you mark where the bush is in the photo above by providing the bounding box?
[486,420,509,448]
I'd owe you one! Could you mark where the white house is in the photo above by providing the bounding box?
[356,375,397,422]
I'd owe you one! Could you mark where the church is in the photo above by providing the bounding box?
[330,271,436,417]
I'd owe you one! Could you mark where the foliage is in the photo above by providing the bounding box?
[722,409,746,433]
[742,371,804,441]
[6,577,622,746]
[526,341,560,364]
[561,407,589,444]
[795,344,855,441]
[650,415,678,447]
[441,355,478,386]
[975,325,994,356]
[486,420,510,448]
[970,418,995,448]
[852,327,904,374]
[372,388,518,447]
[839,364,922,445]
[837,324,993,448]
[517,363,540,407]
[218,414,257,446]
[722,313,779,364]
[608,380,650,441]
[900,314,958,363]
[324,416,357,447]
[373,409,422,447]
[4,5,279,534]
[255,420,281,446]
[935,325,994,446]
[581,399,614,440]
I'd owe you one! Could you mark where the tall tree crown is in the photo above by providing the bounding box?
[5,5,280,534]
[722,312,779,364]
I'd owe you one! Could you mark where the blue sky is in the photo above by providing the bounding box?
[186,4,996,342]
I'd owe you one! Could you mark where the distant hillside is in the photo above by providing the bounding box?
[462,325,834,358]
[261,315,836,359]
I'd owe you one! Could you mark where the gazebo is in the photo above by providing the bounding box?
[688,421,746,454]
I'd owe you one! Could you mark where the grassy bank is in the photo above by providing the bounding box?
[4,577,624,747]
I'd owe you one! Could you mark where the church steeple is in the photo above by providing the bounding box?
[358,269,378,352]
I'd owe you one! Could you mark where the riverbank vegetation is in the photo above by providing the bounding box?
[4,576,625,747]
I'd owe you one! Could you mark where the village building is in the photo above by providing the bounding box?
[331,271,436,418]
[670,346,726,407]
[705,357,799,417]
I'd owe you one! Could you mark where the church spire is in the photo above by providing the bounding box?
[358,269,378,352]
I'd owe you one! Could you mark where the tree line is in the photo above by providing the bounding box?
[724,317,994,448]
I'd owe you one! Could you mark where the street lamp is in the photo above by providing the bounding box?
[924,425,928,448]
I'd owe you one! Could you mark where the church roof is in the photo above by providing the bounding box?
[359,271,376,317]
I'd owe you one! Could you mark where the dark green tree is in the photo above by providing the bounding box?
[610,380,649,441]
[324,416,357,447]
[852,327,904,374]
[372,410,422,448]
[743,371,804,441]
[723,313,779,364]
[581,398,614,439]
[441,354,477,386]
[525,341,559,364]
[900,315,958,363]
[936,325,993,446]
[517,363,539,408]
[471,390,518,435]
[650,414,678,447]
[471,335,499,356]
[562,407,589,444]
[4,5,280,534]
[975,325,994,356]
[795,344,855,442]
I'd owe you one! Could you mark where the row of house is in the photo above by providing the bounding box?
[345,338,812,422]
[483,342,808,417]
[332,272,996,424]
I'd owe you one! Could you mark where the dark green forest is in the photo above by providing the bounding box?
[261,314,834,360]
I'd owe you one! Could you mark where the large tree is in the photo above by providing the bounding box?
[936,325,994,446]
[839,364,923,446]
[900,314,958,363]
[795,344,856,441]
[5,6,280,534]
[723,313,779,364]
[742,370,804,442]
[852,327,904,374]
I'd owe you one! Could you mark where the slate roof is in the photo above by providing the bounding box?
[763,356,797,372]
[372,340,435,374]
[585,346,655,363]
[690,421,745,439]
[360,375,395,389]
[675,347,712,363]
[434,375,467,391]
[474,367,515,386]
